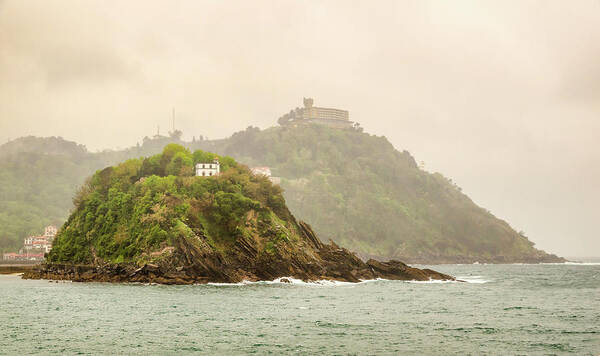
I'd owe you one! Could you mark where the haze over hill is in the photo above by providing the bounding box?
[0,128,563,263]
[1,1,599,257]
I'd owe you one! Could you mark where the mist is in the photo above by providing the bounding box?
[1,0,599,257]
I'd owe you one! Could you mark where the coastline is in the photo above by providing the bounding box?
[22,260,456,285]
[358,254,567,265]
[0,264,39,275]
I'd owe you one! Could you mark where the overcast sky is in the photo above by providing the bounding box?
[1,0,599,257]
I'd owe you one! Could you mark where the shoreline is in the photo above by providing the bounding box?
[358,255,567,265]
[0,264,39,275]
[22,260,456,285]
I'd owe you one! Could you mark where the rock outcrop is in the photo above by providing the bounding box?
[23,145,454,284]
[24,219,454,284]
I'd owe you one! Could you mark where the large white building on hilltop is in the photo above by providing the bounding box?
[196,159,220,177]
[277,98,354,129]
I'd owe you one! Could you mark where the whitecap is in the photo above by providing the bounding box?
[206,277,388,287]
[541,262,600,266]
[205,276,492,286]
[405,276,489,284]
[456,276,489,284]
[205,277,493,286]
[405,279,456,284]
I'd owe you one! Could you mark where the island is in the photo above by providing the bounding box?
[23,145,453,284]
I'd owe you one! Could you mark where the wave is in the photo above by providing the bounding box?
[206,276,488,286]
[541,262,600,266]
[206,277,386,287]
[404,279,456,284]
[405,276,489,284]
[456,276,489,284]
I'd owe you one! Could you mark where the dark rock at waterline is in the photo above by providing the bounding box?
[22,148,454,285]
[23,222,454,285]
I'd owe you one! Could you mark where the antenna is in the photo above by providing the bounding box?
[157,125,160,136]
[172,107,175,132]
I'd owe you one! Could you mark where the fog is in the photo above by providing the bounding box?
[1,0,598,257]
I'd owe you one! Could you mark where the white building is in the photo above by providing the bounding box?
[24,236,51,252]
[196,159,220,177]
[44,225,58,238]
[24,236,35,249]
[251,166,281,185]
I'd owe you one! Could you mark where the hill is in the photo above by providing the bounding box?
[0,137,99,252]
[25,145,453,283]
[0,127,564,263]
[191,125,563,263]
[0,136,182,252]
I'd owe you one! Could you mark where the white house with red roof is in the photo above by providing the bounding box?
[250,166,281,185]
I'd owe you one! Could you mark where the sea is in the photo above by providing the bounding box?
[1,263,599,355]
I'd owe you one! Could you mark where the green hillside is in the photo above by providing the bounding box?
[192,125,561,263]
[0,136,173,252]
[29,144,453,284]
[0,138,97,252]
[48,144,281,265]
[0,127,563,263]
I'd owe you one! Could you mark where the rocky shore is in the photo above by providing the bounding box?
[23,223,454,285]
[26,148,455,285]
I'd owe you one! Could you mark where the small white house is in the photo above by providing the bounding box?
[196,159,220,177]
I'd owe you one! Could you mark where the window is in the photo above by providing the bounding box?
[209,172,213,176]
[202,172,205,176]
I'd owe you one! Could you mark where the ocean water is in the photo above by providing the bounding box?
[1,264,599,355]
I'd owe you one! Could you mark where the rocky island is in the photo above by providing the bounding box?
[24,145,453,284]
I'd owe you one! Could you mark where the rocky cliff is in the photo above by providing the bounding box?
[24,145,453,284]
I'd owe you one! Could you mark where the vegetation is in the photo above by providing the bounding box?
[48,145,291,264]
[0,138,99,252]
[0,136,186,253]
[191,125,560,263]
[0,127,562,263]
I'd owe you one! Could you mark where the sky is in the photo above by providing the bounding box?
[1,0,599,257]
